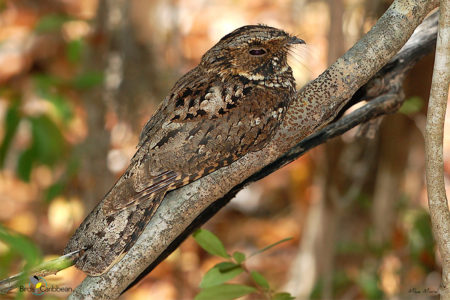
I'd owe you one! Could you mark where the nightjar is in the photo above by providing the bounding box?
[64,25,305,275]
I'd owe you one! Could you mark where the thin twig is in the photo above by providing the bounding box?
[0,250,79,295]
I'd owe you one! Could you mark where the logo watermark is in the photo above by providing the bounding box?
[408,287,439,295]
[19,276,72,296]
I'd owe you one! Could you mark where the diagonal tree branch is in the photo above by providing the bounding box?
[124,11,439,294]
[425,1,450,298]
[67,0,439,298]
[0,11,438,296]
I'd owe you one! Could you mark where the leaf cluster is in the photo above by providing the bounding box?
[193,229,294,300]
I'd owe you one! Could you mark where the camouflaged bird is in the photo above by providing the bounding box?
[64,25,304,275]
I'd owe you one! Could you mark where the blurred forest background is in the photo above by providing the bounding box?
[0,0,445,299]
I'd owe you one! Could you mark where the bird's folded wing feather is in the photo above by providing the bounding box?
[64,69,254,275]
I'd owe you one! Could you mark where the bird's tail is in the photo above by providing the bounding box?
[64,191,165,276]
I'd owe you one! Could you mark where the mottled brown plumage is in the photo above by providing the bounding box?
[64,25,304,275]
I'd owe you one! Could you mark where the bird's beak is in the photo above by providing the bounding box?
[288,36,305,45]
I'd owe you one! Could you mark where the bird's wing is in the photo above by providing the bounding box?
[64,71,259,275]
[101,71,254,215]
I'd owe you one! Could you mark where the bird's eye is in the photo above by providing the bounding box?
[249,48,267,56]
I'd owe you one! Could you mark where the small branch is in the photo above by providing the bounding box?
[425,2,450,298]
[0,250,79,295]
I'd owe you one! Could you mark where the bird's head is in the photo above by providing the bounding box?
[201,25,305,83]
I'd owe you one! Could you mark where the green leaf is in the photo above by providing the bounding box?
[0,251,14,278]
[309,278,323,299]
[273,292,295,300]
[232,251,246,264]
[250,237,292,257]
[71,71,104,89]
[17,147,35,181]
[193,229,229,258]
[408,210,434,261]
[398,96,423,115]
[0,101,20,167]
[250,271,269,290]
[29,115,65,166]
[66,39,84,63]
[200,263,243,288]
[34,14,70,33]
[195,284,256,300]
[45,93,73,122]
[33,74,63,91]
[357,273,383,300]
[0,226,42,300]
[63,153,80,178]
[216,262,240,272]
[45,181,65,202]
[0,225,41,269]
[33,75,74,122]
[336,240,364,254]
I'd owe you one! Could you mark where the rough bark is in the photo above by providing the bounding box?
[425,2,450,298]
[68,0,439,298]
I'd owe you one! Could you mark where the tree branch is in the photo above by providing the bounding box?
[66,0,439,298]
[425,2,450,298]
[125,10,438,291]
